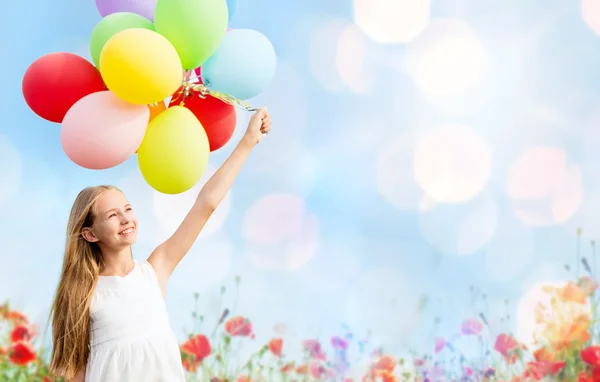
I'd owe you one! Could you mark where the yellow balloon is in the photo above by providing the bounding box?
[100,28,182,105]
[138,106,209,194]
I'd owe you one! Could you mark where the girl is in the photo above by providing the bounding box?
[48,108,272,381]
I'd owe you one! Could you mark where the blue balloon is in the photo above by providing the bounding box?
[226,0,238,21]
[201,29,276,100]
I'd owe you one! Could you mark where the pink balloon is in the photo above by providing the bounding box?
[61,91,149,169]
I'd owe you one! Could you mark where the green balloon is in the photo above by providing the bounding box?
[90,12,155,67]
[154,0,228,70]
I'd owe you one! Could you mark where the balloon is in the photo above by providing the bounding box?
[90,12,155,67]
[60,91,149,169]
[192,29,232,81]
[226,0,238,22]
[201,29,276,100]
[22,53,106,123]
[154,0,228,69]
[148,101,166,122]
[95,0,157,21]
[169,89,236,152]
[100,28,182,105]
[138,106,209,194]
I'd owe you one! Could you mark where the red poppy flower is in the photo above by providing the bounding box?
[581,345,600,366]
[550,314,591,350]
[578,371,594,382]
[296,364,309,375]
[310,360,330,379]
[495,333,521,364]
[224,316,253,337]
[362,354,397,381]
[556,282,589,304]
[281,362,295,373]
[10,324,36,343]
[180,334,211,372]
[525,360,565,380]
[578,276,598,295]
[379,371,397,382]
[461,318,483,335]
[9,341,36,366]
[268,338,283,357]
[302,339,327,361]
[434,337,446,353]
[372,355,395,374]
[3,310,28,325]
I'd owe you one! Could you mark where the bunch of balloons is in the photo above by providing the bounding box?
[22,0,276,194]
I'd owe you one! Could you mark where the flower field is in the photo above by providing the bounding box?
[2,238,600,381]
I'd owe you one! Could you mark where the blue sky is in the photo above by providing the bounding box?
[2,0,600,366]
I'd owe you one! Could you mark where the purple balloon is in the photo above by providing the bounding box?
[95,0,157,21]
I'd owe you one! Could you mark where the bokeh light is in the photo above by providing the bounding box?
[309,18,351,92]
[413,124,492,203]
[309,19,376,93]
[336,24,373,93]
[353,0,430,44]
[0,135,22,203]
[582,0,600,36]
[506,146,582,226]
[242,193,320,271]
[376,130,433,212]
[405,18,488,98]
[419,192,497,256]
[152,165,231,242]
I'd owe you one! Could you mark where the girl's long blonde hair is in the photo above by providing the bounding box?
[49,185,116,379]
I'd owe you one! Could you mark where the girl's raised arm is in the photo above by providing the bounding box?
[148,108,271,291]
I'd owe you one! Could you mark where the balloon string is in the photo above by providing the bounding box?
[172,70,258,112]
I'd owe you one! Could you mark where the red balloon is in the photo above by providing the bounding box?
[22,52,106,123]
[170,88,236,152]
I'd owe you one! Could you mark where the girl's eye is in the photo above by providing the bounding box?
[109,213,117,218]
[126,207,133,211]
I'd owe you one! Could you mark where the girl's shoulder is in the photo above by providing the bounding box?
[136,259,159,280]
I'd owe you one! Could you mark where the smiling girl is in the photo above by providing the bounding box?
[48,108,271,381]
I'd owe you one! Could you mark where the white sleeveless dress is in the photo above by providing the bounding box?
[85,260,186,382]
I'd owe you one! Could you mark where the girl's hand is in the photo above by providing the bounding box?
[243,107,272,146]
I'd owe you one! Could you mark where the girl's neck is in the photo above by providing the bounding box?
[99,246,134,276]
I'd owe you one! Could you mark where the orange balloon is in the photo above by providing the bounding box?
[135,101,167,154]
[148,101,167,122]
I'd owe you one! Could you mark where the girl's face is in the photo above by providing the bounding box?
[82,188,138,249]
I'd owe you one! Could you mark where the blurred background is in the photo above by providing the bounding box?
[2,0,600,367]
